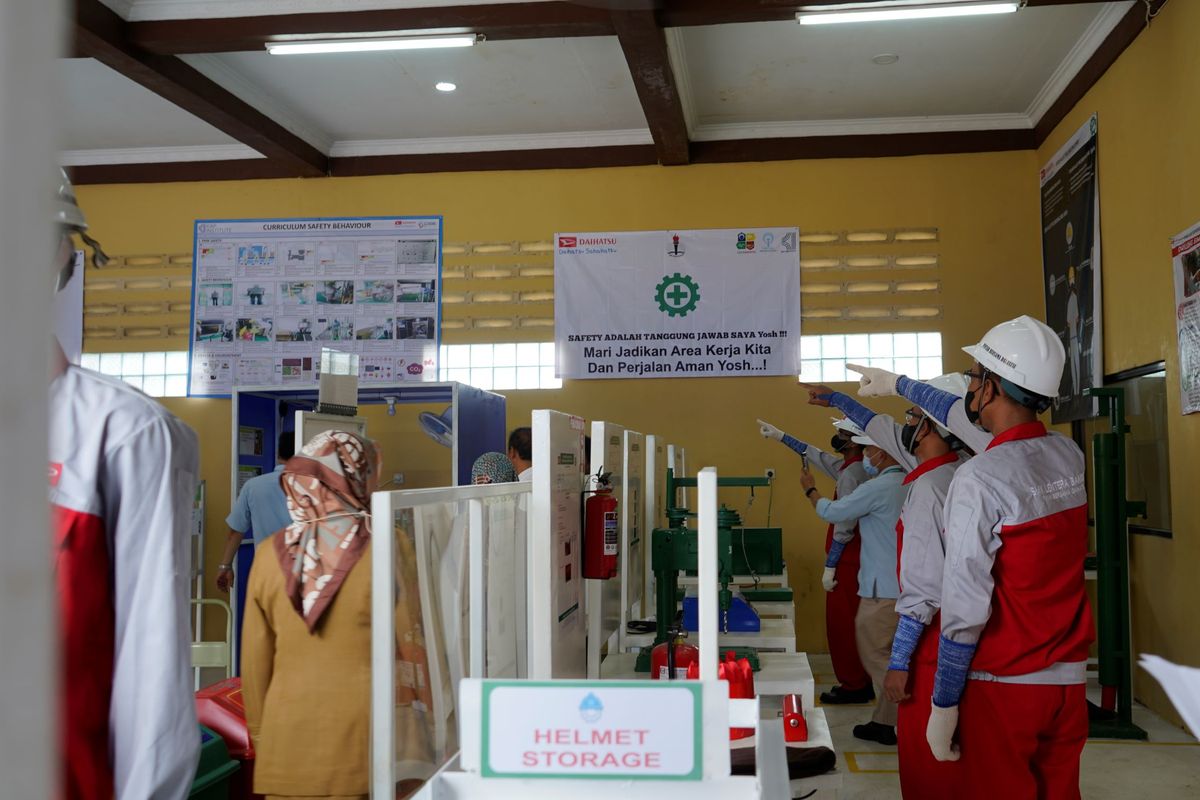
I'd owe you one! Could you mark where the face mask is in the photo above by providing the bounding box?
[862,456,879,477]
[900,421,920,454]
[830,434,848,452]
[963,388,981,425]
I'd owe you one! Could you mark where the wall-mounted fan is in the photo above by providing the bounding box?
[418,407,454,447]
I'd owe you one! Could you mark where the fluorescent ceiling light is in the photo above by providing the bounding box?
[435,82,457,92]
[266,35,479,55]
[797,2,1018,25]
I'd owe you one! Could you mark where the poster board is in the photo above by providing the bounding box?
[529,409,587,679]
[555,228,801,380]
[1170,221,1200,415]
[1041,115,1101,422]
[188,216,441,396]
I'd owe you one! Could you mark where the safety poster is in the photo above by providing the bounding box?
[188,216,441,396]
[554,228,801,380]
[1170,221,1200,415]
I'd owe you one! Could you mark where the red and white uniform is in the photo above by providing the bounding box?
[807,446,871,692]
[940,421,1094,799]
[865,415,964,798]
[49,366,200,799]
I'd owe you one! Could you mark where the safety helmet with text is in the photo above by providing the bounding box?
[961,315,1064,401]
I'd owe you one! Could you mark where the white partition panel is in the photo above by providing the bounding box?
[585,421,626,678]
[529,410,587,680]
[371,481,531,799]
[644,435,664,621]
[667,443,686,509]
[621,430,646,641]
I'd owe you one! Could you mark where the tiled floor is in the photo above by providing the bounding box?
[808,654,1200,799]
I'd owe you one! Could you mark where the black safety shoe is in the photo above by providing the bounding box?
[819,684,876,705]
[853,722,897,746]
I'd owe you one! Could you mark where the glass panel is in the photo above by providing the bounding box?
[917,356,943,380]
[469,367,494,390]
[100,353,122,375]
[121,352,143,376]
[542,375,563,389]
[80,353,100,370]
[800,336,822,360]
[821,360,848,383]
[164,375,187,397]
[516,343,540,366]
[893,333,919,358]
[821,335,846,359]
[869,357,895,370]
[447,367,471,385]
[539,366,558,387]
[447,345,471,369]
[492,367,517,390]
[800,360,822,382]
[470,344,494,368]
[123,376,144,391]
[540,342,555,365]
[917,332,943,357]
[143,351,166,375]
[142,376,166,397]
[868,334,894,358]
[844,334,871,359]
[492,343,517,368]
[894,357,919,379]
[516,366,540,389]
[166,351,189,374]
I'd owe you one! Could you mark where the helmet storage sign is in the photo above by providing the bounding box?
[554,228,801,380]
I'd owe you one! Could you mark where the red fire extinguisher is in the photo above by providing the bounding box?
[651,626,699,680]
[583,470,619,579]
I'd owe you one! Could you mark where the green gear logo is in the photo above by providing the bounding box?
[655,273,701,317]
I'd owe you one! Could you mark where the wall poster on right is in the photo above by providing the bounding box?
[1170,221,1200,415]
[1041,114,1101,423]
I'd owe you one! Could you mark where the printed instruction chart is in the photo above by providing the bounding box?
[188,216,442,396]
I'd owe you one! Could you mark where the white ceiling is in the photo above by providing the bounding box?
[67,1,1136,165]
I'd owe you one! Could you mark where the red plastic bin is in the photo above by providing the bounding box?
[195,678,260,800]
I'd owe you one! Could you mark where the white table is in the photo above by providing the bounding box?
[601,651,815,708]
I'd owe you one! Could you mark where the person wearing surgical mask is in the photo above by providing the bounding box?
[800,436,907,745]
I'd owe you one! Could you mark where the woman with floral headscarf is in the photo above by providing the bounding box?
[241,430,385,800]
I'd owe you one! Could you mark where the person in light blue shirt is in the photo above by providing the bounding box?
[216,432,296,592]
[800,433,907,746]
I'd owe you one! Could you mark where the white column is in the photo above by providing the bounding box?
[697,468,719,682]
[0,1,64,796]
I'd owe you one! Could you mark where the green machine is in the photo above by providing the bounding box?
[633,468,786,672]
[1085,387,1148,740]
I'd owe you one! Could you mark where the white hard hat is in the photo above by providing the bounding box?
[850,434,875,447]
[961,315,1064,399]
[831,417,866,438]
[915,372,969,437]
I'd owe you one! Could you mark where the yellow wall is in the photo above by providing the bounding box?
[77,150,1044,652]
[1038,0,1200,725]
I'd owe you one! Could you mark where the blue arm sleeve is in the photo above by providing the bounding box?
[932,635,976,708]
[780,434,808,456]
[897,375,958,426]
[888,614,926,671]
[826,391,877,432]
[825,539,846,568]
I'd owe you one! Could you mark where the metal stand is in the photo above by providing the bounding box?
[1086,387,1148,740]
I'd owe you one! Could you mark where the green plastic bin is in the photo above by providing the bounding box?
[190,725,240,800]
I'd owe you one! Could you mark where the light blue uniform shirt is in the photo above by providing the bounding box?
[225,464,293,545]
[816,465,906,600]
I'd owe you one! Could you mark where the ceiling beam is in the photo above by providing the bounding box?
[129,2,614,55]
[126,0,1113,55]
[1034,0,1169,145]
[69,159,305,185]
[74,0,328,177]
[690,128,1037,163]
[609,10,690,166]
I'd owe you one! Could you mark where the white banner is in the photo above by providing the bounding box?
[188,215,441,396]
[554,228,801,380]
[1170,221,1200,415]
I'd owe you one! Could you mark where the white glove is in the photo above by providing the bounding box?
[926,704,961,762]
[845,363,900,398]
[757,418,785,441]
[821,566,838,592]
